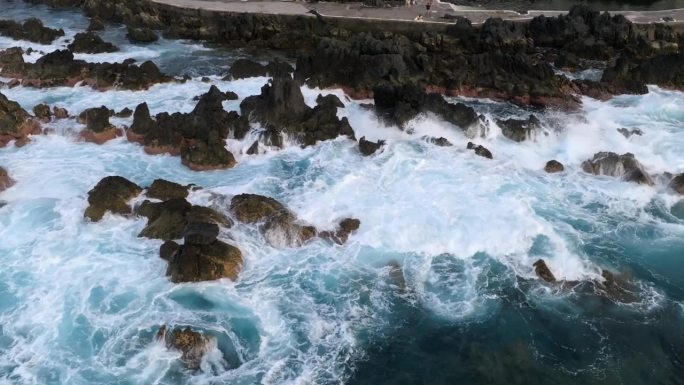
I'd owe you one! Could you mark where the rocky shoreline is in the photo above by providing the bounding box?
[1,0,684,372]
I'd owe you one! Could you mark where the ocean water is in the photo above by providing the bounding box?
[1,2,684,385]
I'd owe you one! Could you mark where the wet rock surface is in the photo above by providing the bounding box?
[533,259,557,283]
[358,136,384,156]
[128,86,242,170]
[126,26,158,43]
[582,152,654,185]
[226,58,293,80]
[0,167,14,191]
[0,18,64,44]
[84,176,142,221]
[0,92,41,147]
[0,48,172,90]
[467,142,493,159]
[67,32,118,53]
[240,76,355,147]
[373,83,487,137]
[544,160,564,173]
[146,179,189,201]
[497,114,541,142]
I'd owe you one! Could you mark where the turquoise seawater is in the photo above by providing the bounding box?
[0,2,683,384]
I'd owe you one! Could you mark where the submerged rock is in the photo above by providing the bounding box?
[84,176,142,221]
[358,136,384,156]
[497,114,541,142]
[230,193,317,247]
[466,142,493,159]
[423,136,453,147]
[240,76,355,147]
[0,48,172,90]
[156,325,218,370]
[0,92,42,147]
[67,32,118,54]
[544,160,564,173]
[0,166,14,191]
[0,18,64,44]
[316,94,345,109]
[53,106,69,119]
[146,179,189,201]
[533,259,556,283]
[582,152,654,185]
[126,27,158,43]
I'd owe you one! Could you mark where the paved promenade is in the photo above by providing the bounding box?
[150,0,684,25]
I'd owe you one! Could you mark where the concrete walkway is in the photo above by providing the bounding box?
[150,0,684,25]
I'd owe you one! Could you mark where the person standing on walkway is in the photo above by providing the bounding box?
[425,0,433,17]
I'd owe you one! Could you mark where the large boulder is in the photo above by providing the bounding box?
[230,193,317,247]
[84,176,142,221]
[126,27,158,43]
[581,152,654,185]
[67,32,118,54]
[156,325,218,370]
[78,106,118,144]
[164,236,243,282]
[146,179,189,201]
[0,92,41,147]
[33,103,52,122]
[467,142,493,159]
[240,76,355,147]
[181,140,236,171]
[137,198,230,241]
[0,167,14,191]
[497,114,541,142]
[0,18,64,44]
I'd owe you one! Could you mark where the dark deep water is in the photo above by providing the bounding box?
[1,2,684,385]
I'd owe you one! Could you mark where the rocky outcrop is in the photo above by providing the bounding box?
[161,217,243,282]
[533,259,556,283]
[316,94,345,109]
[136,198,230,241]
[497,114,541,142]
[358,137,384,156]
[0,48,172,90]
[84,176,142,221]
[87,17,105,31]
[67,32,118,53]
[581,152,654,185]
[128,86,242,170]
[77,106,119,144]
[0,92,42,147]
[373,83,487,137]
[466,142,493,159]
[53,106,69,119]
[240,76,355,147]
[602,52,684,94]
[544,160,564,173]
[0,18,64,44]
[230,193,317,247]
[669,174,684,195]
[226,58,293,80]
[424,136,453,147]
[0,167,14,191]
[146,179,189,201]
[156,325,217,370]
[126,26,158,43]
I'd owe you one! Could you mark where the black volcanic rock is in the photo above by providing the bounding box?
[0,18,64,44]
[68,32,118,53]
